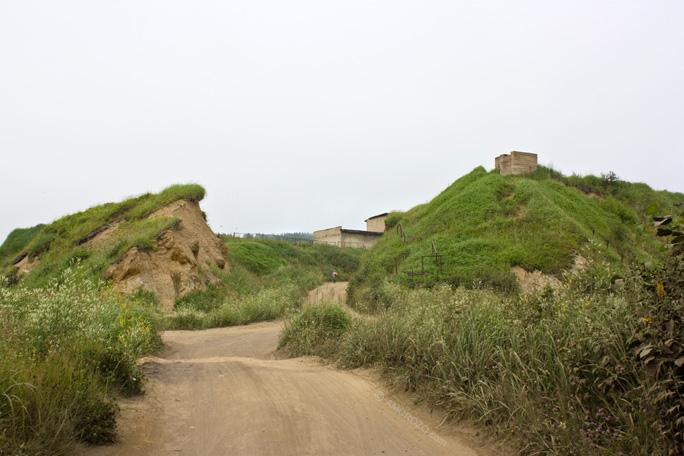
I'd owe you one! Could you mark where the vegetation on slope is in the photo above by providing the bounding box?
[0,224,45,265]
[0,184,206,288]
[350,166,683,308]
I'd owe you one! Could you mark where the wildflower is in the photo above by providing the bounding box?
[643,317,652,324]
[656,283,665,298]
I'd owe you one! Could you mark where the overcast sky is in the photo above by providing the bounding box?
[1,0,682,244]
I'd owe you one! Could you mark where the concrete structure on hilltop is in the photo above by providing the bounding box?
[314,213,388,249]
[365,213,388,233]
[495,151,538,176]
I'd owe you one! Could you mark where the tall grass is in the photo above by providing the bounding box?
[280,304,352,358]
[0,263,161,455]
[166,284,303,330]
[281,259,681,455]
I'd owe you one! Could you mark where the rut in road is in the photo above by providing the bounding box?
[77,313,501,455]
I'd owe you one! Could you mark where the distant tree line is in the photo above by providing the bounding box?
[230,232,313,241]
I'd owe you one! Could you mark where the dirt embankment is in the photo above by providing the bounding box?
[76,320,505,456]
[104,200,229,309]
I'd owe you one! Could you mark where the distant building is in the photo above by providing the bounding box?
[365,213,388,233]
[495,151,538,176]
[314,213,388,249]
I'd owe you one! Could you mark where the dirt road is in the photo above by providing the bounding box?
[77,318,499,455]
[306,281,348,306]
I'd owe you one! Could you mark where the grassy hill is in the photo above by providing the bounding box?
[349,166,684,306]
[0,184,206,288]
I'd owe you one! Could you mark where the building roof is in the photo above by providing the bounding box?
[365,213,389,222]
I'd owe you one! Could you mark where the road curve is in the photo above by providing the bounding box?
[77,320,499,456]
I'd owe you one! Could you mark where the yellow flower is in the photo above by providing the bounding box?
[643,317,652,324]
[656,283,665,299]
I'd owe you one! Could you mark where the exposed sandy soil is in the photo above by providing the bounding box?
[75,318,504,456]
[306,281,348,305]
[104,200,229,310]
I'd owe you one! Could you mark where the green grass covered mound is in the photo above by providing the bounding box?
[0,184,206,288]
[350,166,683,306]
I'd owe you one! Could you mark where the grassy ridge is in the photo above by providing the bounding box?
[350,166,683,307]
[0,224,45,265]
[0,184,205,288]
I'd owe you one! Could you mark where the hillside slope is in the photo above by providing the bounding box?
[349,166,684,305]
[0,185,229,308]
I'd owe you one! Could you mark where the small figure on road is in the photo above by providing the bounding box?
[332,271,338,283]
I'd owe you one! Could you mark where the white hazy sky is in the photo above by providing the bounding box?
[1,1,683,244]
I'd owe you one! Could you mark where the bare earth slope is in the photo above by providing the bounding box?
[104,200,229,310]
[76,320,500,456]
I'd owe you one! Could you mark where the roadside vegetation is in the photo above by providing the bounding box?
[281,249,684,455]
[0,263,161,455]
